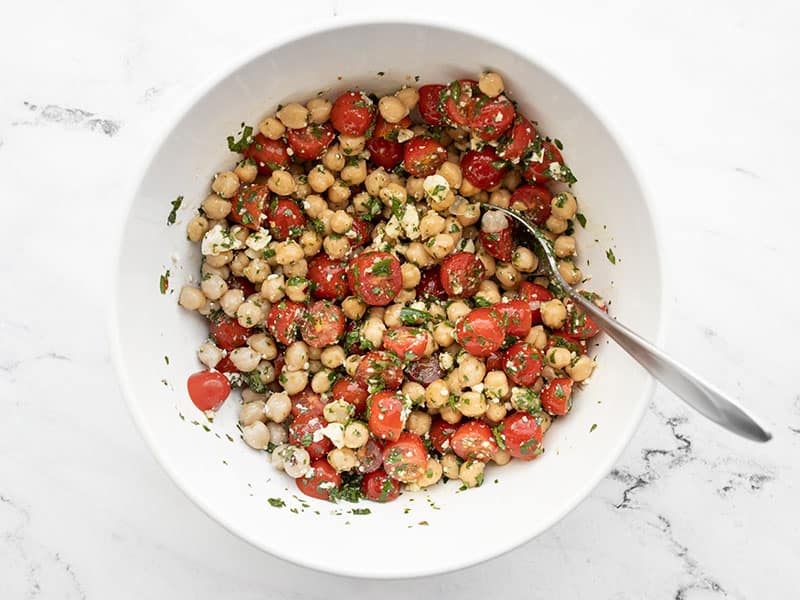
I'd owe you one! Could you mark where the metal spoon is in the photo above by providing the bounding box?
[482,204,772,442]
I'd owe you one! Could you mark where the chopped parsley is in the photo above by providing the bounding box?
[159,270,170,294]
[351,508,371,515]
[370,258,393,277]
[227,123,253,153]
[606,248,617,264]
[590,423,598,433]
[267,498,285,508]
[576,213,587,228]
[166,195,183,225]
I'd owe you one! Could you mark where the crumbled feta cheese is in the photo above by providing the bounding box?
[201,224,243,256]
[319,423,345,448]
[455,238,475,254]
[481,210,509,233]
[384,215,403,240]
[399,203,420,240]
[400,395,413,422]
[397,128,414,143]
[494,111,504,123]
[245,228,272,252]
[438,352,454,371]
[548,162,564,178]
[472,383,485,393]
[423,174,450,205]
[529,147,545,163]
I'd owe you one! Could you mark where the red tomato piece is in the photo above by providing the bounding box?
[404,355,445,385]
[355,351,404,391]
[494,299,533,338]
[485,350,505,372]
[382,433,428,482]
[509,185,553,226]
[517,282,554,325]
[365,137,404,170]
[266,300,306,345]
[461,147,508,190]
[229,184,268,230]
[286,122,335,160]
[523,140,571,183]
[542,378,574,416]
[498,117,537,161]
[289,413,333,461]
[373,114,412,140]
[347,251,402,306]
[330,91,375,136]
[296,458,341,501]
[546,334,588,356]
[187,370,231,412]
[273,354,285,378]
[367,390,405,441]
[429,418,459,454]
[342,320,370,355]
[503,342,543,386]
[440,252,486,297]
[454,307,506,357]
[245,133,290,175]
[418,84,447,126]
[307,253,349,301]
[383,327,429,362]
[557,298,603,340]
[299,300,345,348]
[416,265,448,300]
[214,356,238,373]
[451,420,498,462]
[209,314,249,351]
[348,217,372,247]
[266,198,306,240]
[500,411,543,460]
[226,276,255,298]
[290,389,325,418]
[442,79,477,127]
[469,95,515,141]
[479,226,513,261]
[331,377,369,416]
[403,136,447,177]
[362,469,401,502]
[356,439,384,474]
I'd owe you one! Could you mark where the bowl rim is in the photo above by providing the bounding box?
[108,15,667,579]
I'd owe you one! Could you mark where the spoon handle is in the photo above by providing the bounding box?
[570,292,772,442]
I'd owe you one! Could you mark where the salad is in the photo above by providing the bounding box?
[176,71,602,502]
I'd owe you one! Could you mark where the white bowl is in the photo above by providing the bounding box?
[110,19,664,578]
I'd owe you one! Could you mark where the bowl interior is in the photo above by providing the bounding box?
[113,21,662,578]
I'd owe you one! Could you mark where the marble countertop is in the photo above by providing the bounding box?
[2,0,798,597]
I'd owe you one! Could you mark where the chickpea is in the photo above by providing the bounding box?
[263,392,291,423]
[440,405,462,425]
[323,399,354,424]
[202,262,229,280]
[205,250,232,269]
[437,161,462,189]
[322,234,349,260]
[246,334,275,361]
[197,341,222,369]
[558,260,583,285]
[474,280,501,305]
[395,288,416,304]
[395,86,419,110]
[266,422,288,446]
[338,134,365,155]
[234,159,258,184]
[341,159,367,186]
[230,347,261,372]
[379,182,407,207]
[229,252,250,277]
[296,231,321,257]
[202,194,231,220]
[433,322,455,348]
[242,421,270,450]
[280,369,308,395]
[301,196,326,221]
[275,240,304,265]
[327,447,357,472]
[459,460,486,488]
[343,421,369,449]
[179,286,206,311]
[360,318,385,349]
[554,235,576,258]
[511,247,538,273]
[404,241,435,267]
[211,171,240,198]
[454,203,481,227]
[243,257,270,283]
[540,299,567,330]
[240,401,267,426]
[546,347,572,369]
[284,341,309,372]
[241,388,266,404]
[330,210,353,234]
[478,71,505,97]
[307,165,335,193]
[567,355,596,382]
[280,446,312,478]
[459,178,480,198]
[551,192,577,220]
[306,97,332,123]
[425,379,451,409]
[413,457,441,488]
[418,211,446,239]
[424,233,455,260]
[476,247,496,277]
[441,453,460,479]
[186,214,209,242]
[378,95,409,123]
[489,188,511,208]
[485,400,507,423]
[322,144,346,171]
[502,169,522,191]
[328,180,352,208]
[337,296,365,321]
[316,346,343,370]
[268,170,296,196]
[406,176,425,200]
[525,325,548,350]
[456,391,487,418]
[259,274,284,303]
[276,102,309,129]
[200,273,228,300]
[546,215,568,235]
[402,381,425,404]
[259,116,285,140]
[429,188,456,212]
[458,355,486,388]
[219,288,244,316]
[495,262,521,289]
[493,449,512,466]
[383,304,404,328]
[406,410,433,436]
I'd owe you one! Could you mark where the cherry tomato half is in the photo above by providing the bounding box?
[355,351,404,391]
[416,265,448,300]
[503,342,543,386]
[367,390,405,441]
[289,413,333,461]
[286,122,335,160]
[497,117,537,161]
[229,184,268,230]
[209,314,249,351]
[541,377,574,416]
[442,79,477,127]
[469,95,515,141]
[347,251,402,306]
[450,420,498,462]
[187,370,231,412]
[517,281,554,325]
[429,418,459,454]
[455,307,506,357]
[404,354,445,385]
[245,134,290,176]
[331,377,369,416]
[403,137,447,177]
[362,469,401,502]
[523,140,568,183]
[331,91,375,136]
[382,433,428,482]
[461,147,508,190]
[509,185,552,226]
[290,389,325,418]
[501,411,543,460]
[383,327,429,362]
[307,253,349,301]
[300,300,345,348]
[440,252,486,297]
[296,458,341,500]
[266,300,306,345]
[365,136,404,170]
[266,198,306,240]
[418,84,447,126]
[494,299,533,338]
[479,226,513,262]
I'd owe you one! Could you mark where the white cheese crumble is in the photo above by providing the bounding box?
[438,352,454,371]
[399,203,420,240]
[481,210,509,233]
[319,423,345,448]
[397,128,414,143]
[201,224,243,256]
[548,162,564,178]
[455,238,475,254]
[245,227,272,251]
[423,174,450,205]
[529,147,545,164]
